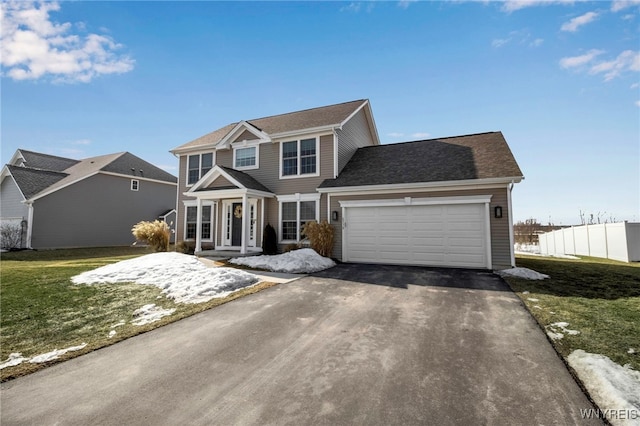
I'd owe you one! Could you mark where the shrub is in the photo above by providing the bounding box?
[302,220,334,258]
[262,223,278,255]
[176,240,196,254]
[0,223,23,250]
[131,220,170,252]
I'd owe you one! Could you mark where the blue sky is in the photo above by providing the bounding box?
[2,0,639,225]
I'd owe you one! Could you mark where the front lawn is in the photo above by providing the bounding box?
[501,255,640,371]
[0,247,276,381]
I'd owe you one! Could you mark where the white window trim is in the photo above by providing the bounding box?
[220,199,258,248]
[232,143,259,171]
[279,137,320,179]
[131,179,139,191]
[186,152,216,187]
[183,200,215,242]
[277,193,321,243]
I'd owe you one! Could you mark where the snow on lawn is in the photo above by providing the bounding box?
[131,304,176,326]
[229,248,335,273]
[546,321,580,340]
[497,267,549,280]
[72,252,260,304]
[567,350,640,425]
[0,344,88,370]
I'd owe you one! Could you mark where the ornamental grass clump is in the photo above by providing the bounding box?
[132,220,170,252]
[302,220,334,258]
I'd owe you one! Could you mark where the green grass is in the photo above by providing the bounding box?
[502,255,640,371]
[0,247,276,381]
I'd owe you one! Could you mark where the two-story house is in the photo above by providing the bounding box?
[0,150,177,249]
[171,99,524,269]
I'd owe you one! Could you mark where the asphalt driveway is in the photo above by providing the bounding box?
[1,263,600,425]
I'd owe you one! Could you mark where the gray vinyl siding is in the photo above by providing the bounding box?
[336,108,377,175]
[0,176,28,219]
[328,187,512,269]
[31,173,176,249]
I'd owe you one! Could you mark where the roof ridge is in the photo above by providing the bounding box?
[245,99,367,124]
[7,164,69,176]
[17,149,78,162]
[366,131,501,148]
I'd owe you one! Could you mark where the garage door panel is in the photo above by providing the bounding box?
[345,203,488,268]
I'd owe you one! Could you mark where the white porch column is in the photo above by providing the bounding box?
[26,202,34,249]
[241,193,248,254]
[195,198,203,253]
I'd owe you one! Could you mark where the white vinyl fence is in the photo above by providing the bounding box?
[538,222,640,262]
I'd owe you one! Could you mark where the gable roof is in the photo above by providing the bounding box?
[319,132,523,189]
[16,150,80,171]
[218,166,272,193]
[3,150,177,202]
[172,99,374,153]
[6,165,68,199]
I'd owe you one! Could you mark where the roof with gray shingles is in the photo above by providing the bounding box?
[18,150,80,171]
[218,166,273,193]
[6,165,68,199]
[319,132,523,188]
[173,100,368,152]
[4,151,177,200]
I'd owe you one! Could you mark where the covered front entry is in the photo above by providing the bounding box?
[184,165,275,255]
[341,196,493,269]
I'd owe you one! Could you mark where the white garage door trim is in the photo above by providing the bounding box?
[340,195,493,269]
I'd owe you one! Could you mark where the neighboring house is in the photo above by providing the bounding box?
[0,149,178,249]
[171,99,524,269]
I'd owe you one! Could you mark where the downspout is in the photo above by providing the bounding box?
[507,181,515,267]
[26,201,34,249]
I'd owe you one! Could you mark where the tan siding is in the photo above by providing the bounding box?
[216,150,233,168]
[329,187,512,268]
[336,109,376,174]
[207,176,236,189]
[233,130,258,143]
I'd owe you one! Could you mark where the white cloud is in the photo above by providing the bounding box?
[559,49,605,69]
[611,0,640,12]
[387,132,405,138]
[560,49,640,81]
[0,1,134,83]
[340,2,361,13]
[501,0,574,13]
[411,132,431,138]
[631,82,640,89]
[636,100,640,107]
[530,38,544,47]
[589,50,640,81]
[492,38,511,48]
[398,0,418,9]
[561,11,599,32]
[71,139,91,145]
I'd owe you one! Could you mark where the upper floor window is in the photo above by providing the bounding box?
[281,137,318,178]
[131,179,139,191]
[234,146,258,170]
[187,153,213,185]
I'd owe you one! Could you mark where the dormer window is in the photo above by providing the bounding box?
[280,137,318,178]
[233,145,258,170]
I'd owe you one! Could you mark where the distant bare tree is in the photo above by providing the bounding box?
[514,218,543,244]
[580,210,617,225]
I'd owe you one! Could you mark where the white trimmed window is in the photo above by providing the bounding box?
[131,179,139,191]
[280,137,318,178]
[187,153,214,185]
[233,146,258,170]
[185,204,214,241]
[278,194,320,242]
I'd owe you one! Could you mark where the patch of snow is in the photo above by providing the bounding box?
[528,297,539,302]
[533,305,542,310]
[515,243,540,254]
[522,291,530,295]
[108,330,117,338]
[72,252,260,304]
[515,248,580,260]
[567,350,640,425]
[546,322,580,340]
[131,304,176,326]
[111,321,125,328]
[230,248,335,274]
[628,348,636,355]
[0,353,28,370]
[29,343,87,364]
[497,267,549,280]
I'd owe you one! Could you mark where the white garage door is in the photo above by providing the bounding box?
[343,201,491,269]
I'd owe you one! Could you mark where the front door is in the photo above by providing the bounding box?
[231,202,242,246]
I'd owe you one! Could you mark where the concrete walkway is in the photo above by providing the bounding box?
[1,264,600,425]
